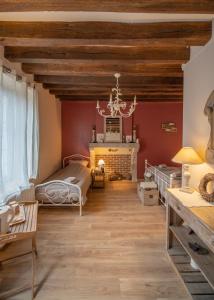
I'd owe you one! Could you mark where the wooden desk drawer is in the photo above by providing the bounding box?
[166,192,214,253]
[167,192,189,220]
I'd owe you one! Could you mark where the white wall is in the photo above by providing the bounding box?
[0,47,62,184]
[183,21,214,190]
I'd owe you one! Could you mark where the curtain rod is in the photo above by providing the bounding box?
[2,65,35,88]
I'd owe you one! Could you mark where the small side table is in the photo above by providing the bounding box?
[91,169,105,189]
[0,201,38,300]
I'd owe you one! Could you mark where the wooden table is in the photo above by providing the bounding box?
[0,201,38,299]
[166,189,214,299]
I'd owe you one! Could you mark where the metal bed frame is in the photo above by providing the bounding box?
[35,154,90,216]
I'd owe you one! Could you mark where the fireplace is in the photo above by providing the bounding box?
[89,143,140,182]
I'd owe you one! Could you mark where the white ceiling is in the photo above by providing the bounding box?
[0,12,213,22]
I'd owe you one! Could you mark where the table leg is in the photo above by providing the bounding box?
[31,250,36,300]
[166,204,183,250]
[32,237,38,256]
[166,204,173,249]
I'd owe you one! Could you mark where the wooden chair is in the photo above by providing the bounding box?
[0,202,38,300]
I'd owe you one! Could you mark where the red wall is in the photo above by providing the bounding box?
[61,101,183,178]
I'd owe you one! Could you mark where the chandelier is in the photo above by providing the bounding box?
[96,73,137,118]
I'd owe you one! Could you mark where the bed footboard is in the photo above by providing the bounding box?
[144,159,181,206]
[35,180,83,216]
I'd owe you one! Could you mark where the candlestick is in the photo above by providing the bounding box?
[109,93,112,103]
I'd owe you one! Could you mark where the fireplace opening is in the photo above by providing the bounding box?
[95,154,132,181]
[109,172,132,181]
[89,143,140,182]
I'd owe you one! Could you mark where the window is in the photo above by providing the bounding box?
[0,66,39,205]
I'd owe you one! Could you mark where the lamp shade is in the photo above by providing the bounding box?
[172,147,203,165]
[98,159,105,166]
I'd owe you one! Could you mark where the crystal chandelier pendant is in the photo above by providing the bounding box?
[96,73,137,118]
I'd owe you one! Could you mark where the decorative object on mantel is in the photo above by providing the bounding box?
[172,147,203,194]
[126,135,132,143]
[204,90,214,163]
[161,122,177,133]
[96,73,137,118]
[132,125,137,142]
[199,173,214,203]
[96,133,104,143]
[91,125,97,143]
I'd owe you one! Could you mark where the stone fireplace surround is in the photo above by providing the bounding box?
[89,143,140,182]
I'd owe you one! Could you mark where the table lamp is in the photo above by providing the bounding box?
[98,159,105,173]
[172,147,203,193]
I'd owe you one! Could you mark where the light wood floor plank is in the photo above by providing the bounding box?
[0,181,191,299]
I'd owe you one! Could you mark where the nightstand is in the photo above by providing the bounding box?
[91,169,105,189]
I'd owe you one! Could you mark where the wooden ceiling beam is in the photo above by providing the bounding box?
[0,21,211,47]
[0,38,208,48]
[50,90,183,96]
[0,0,214,13]
[57,95,183,102]
[45,85,182,91]
[22,62,183,77]
[4,46,190,63]
[35,75,183,85]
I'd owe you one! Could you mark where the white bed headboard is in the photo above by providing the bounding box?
[63,154,90,168]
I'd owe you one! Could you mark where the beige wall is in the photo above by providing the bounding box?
[0,47,62,184]
[36,86,61,183]
[183,22,214,189]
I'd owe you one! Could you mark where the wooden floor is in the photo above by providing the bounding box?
[1,181,191,300]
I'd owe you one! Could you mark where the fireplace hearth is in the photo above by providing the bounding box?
[109,172,132,181]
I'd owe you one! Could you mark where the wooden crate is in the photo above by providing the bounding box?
[137,183,159,206]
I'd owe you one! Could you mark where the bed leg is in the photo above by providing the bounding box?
[80,203,82,216]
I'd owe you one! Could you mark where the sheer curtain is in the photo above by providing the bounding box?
[0,66,39,205]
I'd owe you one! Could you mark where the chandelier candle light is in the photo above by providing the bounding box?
[96,73,137,118]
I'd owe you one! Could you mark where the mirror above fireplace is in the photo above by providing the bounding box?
[104,116,122,142]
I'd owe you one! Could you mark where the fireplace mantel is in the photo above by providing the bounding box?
[89,142,139,150]
[89,143,140,182]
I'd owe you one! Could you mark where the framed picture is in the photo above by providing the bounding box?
[104,117,122,142]
[161,122,177,133]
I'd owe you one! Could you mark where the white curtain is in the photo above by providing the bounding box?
[0,66,39,205]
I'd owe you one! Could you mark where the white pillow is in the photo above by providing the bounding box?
[69,160,89,167]
[64,177,76,183]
